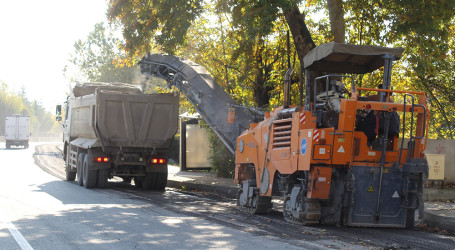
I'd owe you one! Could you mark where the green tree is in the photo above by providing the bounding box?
[303,0,455,139]
[177,4,293,109]
[107,0,203,55]
[105,0,348,108]
[0,83,25,135]
[65,22,139,84]
[0,81,55,136]
[384,0,455,139]
[107,0,455,139]
[104,0,455,178]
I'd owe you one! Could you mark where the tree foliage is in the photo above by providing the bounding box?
[299,0,455,139]
[0,81,57,136]
[108,0,203,56]
[101,0,455,178]
[65,22,139,84]
[384,0,455,139]
[106,0,455,141]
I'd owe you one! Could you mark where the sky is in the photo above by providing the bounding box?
[0,0,108,111]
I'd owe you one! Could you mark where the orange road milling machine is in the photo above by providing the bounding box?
[140,42,430,228]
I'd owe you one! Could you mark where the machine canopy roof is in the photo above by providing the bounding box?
[303,42,404,74]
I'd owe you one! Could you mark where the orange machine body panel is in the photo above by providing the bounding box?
[307,166,332,199]
[235,88,429,199]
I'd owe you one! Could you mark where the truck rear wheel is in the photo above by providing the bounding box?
[77,153,85,186]
[65,146,76,181]
[83,155,96,189]
[122,177,132,183]
[154,172,167,190]
[141,173,157,190]
[97,169,109,188]
[134,177,142,188]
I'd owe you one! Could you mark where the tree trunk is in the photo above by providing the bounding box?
[254,77,271,108]
[253,52,272,108]
[282,3,316,64]
[282,3,316,106]
[327,0,346,43]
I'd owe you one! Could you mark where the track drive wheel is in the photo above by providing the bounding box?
[236,189,242,207]
[236,188,272,214]
[283,194,321,226]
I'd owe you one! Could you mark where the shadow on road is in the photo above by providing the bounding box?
[1,195,245,249]
[24,143,455,249]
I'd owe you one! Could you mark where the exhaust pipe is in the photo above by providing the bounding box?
[284,68,294,108]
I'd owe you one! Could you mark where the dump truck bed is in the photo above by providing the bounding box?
[70,89,179,150]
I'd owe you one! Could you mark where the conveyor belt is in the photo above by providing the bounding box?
[139,53,262,154]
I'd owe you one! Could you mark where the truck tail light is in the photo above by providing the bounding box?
[94,157,109,163]
[151,158,166,164]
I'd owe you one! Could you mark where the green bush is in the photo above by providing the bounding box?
[168,135,179,164]
[205,125,235,178]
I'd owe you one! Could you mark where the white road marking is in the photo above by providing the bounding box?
[0,211,33,250]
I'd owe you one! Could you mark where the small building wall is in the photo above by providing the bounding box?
[425,139,455,184]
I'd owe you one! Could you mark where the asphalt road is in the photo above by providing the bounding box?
[1,142,454,249]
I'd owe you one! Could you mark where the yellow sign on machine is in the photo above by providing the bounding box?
[426,154,445,180]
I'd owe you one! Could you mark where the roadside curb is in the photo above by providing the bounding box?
[167,180,238,199]
[424,188,455,201]
[424,210,455,233]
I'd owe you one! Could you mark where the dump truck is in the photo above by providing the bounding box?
[139,42,430,228]
[57,82,179,189]
[5,114,30,149]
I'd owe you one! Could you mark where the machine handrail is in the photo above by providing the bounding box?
[355,87,425,96]
[412,104,427,140]
[313,74,354,113]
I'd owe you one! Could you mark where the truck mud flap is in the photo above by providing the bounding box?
[345,165,407,227]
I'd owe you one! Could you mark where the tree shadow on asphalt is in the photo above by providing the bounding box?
[4,183,305,249]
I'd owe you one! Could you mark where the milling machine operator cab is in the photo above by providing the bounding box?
[303,42,405,144]
[299,42,428,228]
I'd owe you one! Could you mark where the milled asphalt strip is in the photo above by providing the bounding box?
[0,211,33,250]
[105,189,336,250]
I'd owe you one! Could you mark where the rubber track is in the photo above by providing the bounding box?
[236,189,273,214]
[283,195,321,226]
